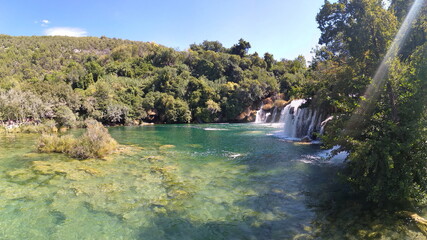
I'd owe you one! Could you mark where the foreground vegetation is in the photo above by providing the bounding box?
[37,120,118,159]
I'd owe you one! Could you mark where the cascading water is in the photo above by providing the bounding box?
[255,104,288,124]
[271,107,278,122]
[255,99,329,141]
[282,100,320,139]
[255,108,264,123]
[255,106,271,123]
[278,108,286,123]
[320,116,334,135]
[281,99,325,140]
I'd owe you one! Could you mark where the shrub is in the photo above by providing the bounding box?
[68,120,118,159]
[42,120,58,132]
[37,120,117,159]
[20,125,42,133]
[18,120,58,134]
[37,134,76,153]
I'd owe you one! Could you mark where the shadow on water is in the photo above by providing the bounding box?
[136,214,257,240]
[301,164,425,239]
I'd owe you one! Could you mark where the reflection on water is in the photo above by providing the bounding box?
[0,124,424,239]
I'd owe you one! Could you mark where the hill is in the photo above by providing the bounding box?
[0,35,309,125]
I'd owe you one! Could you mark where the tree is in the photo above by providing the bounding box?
[230,38,251,57]
[316,0,427,204]
[105,103,129,124]
[190,40,226,53]
[84,60,104,82]
[317,0,398,75]
[264,53,275,71]
[54,105,76,127]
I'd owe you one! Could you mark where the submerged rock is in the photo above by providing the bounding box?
[141,155,165,162]
[77,167,102,176]
[6,169,37,181]
[159,145,176,150]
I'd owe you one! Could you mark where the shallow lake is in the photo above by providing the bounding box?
[0,124,424,239]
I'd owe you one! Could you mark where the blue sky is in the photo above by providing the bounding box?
[0,0,329,61]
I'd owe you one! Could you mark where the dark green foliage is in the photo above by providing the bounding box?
[313,0,427,205]
[142,92,191,123]
[343,47,427,204]
[190,40,226,53]
[230,38,251,57]
[264,53,274,71]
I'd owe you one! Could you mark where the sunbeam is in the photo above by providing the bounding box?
[345,0,425,134]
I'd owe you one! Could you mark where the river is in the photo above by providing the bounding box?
[0,124,424,239]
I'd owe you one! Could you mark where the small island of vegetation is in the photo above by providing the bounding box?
[37,120,118,159]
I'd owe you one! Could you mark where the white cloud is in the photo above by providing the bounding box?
[36,19,50,27]
[44,27,88,37]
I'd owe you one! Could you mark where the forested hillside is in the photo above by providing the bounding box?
[0,35,310,125]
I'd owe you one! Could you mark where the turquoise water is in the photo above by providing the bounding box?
[0,124,424,239]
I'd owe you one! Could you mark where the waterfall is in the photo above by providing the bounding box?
[255,104,288,124]
[320,116,334,135]
[278,108,287,123]
[255,99,331,141]
[255,106,270,123]
[271,107,278,122]
[281,99,325,140]
[255,108,263,123]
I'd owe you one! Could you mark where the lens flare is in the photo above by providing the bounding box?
[345,0,425,135]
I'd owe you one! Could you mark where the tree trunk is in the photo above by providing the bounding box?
[386,81,399,122]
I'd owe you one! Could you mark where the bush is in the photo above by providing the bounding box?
[19,120,58,133]
[68,120,118,159]
[42,120,58,132]
[37,134,76,153]
[37,120,117,159]
[20,125,43,133]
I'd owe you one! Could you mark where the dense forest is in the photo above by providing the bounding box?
[0,0,426,207]
[0,35,309,126]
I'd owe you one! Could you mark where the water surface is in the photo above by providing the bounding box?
[0,124,424,239]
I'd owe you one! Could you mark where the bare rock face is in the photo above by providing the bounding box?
[236,107,254,122]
